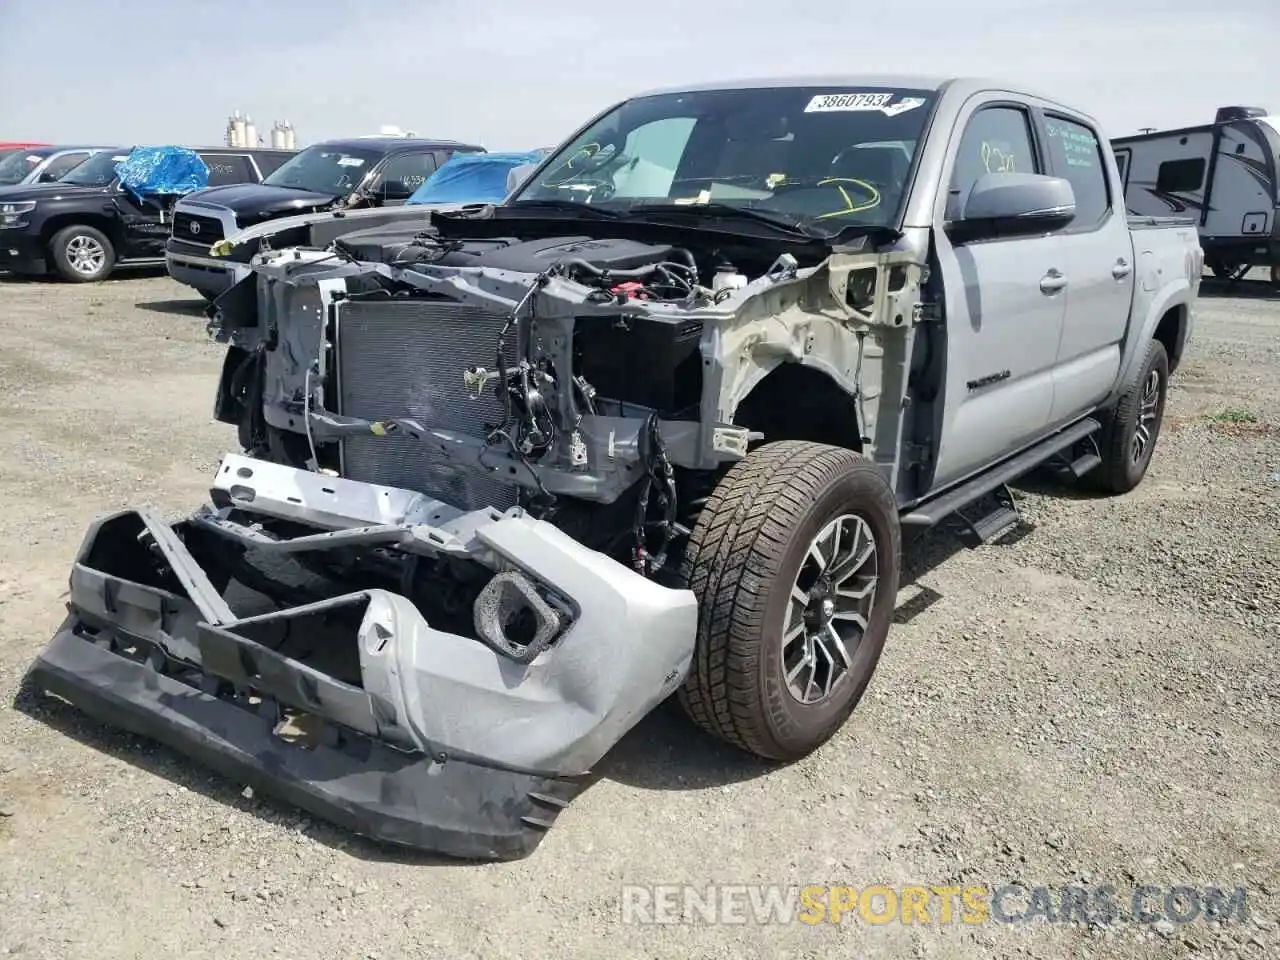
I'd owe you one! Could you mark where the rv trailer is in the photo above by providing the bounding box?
[1112,106,1280,283]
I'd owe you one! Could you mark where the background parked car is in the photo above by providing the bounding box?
[404,149,551,205]
[0,141,49,163]
[166,136,484,299]
[0,145,296,282]
[0,146,119,188]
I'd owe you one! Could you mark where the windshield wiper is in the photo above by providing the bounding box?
[619,202,819,239]
[503,198,624,219]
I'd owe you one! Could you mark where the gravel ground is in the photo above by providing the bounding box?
[0,269,1276,959]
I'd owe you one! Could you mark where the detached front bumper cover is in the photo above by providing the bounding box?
[27,455,698,861]
[33,624,584,860]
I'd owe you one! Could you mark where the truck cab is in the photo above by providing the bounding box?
[910,92,1192,490]
[165,136,485,299]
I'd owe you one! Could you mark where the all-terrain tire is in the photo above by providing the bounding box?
[676,440,901,761]
[1090,338,1169,494]
[48,224,116,283]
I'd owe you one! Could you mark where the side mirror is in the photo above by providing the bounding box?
[38,170,59,183]
[949,172,1076,242]
[377,181,415,204]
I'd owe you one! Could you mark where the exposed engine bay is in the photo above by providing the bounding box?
[210,206,929,597]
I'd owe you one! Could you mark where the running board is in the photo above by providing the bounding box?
[952,485,1020,547]
[902,417,1101,530]
[1046,432,1103,480]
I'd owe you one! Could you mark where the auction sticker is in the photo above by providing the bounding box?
[805,92,927,116]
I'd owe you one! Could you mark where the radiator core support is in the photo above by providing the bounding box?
[334,298,520,511]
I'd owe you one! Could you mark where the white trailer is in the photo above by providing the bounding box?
[1112,106,1280,282]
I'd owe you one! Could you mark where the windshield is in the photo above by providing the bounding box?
[510,86,936,234]
[0,149,48,186]
[59,150,131,186]
[262,145,381,195]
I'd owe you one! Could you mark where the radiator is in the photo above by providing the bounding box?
[335,298,520,511]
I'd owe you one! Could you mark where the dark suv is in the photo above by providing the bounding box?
[165,136,485,299]
[0,146,295,282]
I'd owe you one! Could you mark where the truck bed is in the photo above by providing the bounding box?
[1127,213,1200,229]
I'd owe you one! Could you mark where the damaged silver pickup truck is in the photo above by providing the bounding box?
[29,75,1203,860]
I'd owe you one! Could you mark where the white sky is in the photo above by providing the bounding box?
[1,0,1276,150]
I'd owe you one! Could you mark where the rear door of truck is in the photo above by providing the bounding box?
[1037,112,1136,425]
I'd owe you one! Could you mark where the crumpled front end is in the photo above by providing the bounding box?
[28,453,698,860]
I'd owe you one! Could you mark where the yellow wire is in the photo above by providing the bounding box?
[812,177,881,219]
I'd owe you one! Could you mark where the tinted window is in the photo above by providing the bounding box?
[950,106,1039,216]
[59,150,131,186]
[1043,115,1110,227]
[41,152,90,181]
[1156,157,1205,193]
[1114,150,1130,186]
[200,154,255,186]
[375,152,438,200]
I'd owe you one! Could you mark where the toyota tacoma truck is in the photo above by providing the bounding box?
[28,75,1201,861]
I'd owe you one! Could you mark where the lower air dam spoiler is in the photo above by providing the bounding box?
[26,454,698,860]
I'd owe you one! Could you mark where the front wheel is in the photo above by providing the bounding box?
[677,441,901,761]
[48,225,115,282]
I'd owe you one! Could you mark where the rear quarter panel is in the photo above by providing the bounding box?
[1109,217,1201,400]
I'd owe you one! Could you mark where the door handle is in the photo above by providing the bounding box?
[1039,269,1067,294]
[1112,258,1132,280]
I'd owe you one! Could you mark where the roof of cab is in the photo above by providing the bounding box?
[19,145,120,157]
[184,146,298,154]
[312,137,485,153]
[634,74,957,97]
[623,74,1095,125]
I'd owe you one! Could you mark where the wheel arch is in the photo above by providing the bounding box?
[40,213,121,251]
[1153,304,1188,373]
[1110,281,1192,405]
[731,360,864,453]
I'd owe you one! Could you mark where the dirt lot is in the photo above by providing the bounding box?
[0,269,1276,959]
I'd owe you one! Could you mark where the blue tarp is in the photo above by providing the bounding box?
[407,150,549,205]
[115,146,209,202]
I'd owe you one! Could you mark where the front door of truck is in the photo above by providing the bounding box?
[929,100,1067,488]
[112,183,169,258]
[1038,112,1134,424]
[366,150,438,206]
